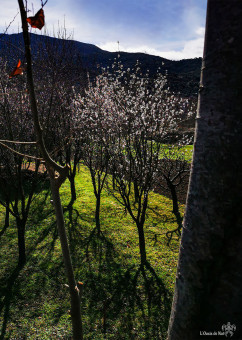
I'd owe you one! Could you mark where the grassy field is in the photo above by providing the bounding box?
[160,144,193,162]
[0,164,184,339]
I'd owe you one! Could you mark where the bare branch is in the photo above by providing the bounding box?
[0,139,36,145]
[0,12,19,38]
[41,0,48,8]
[18,0,66,177]
[0,141,42,160]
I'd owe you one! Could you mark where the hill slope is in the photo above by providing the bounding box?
[0,33,202,96]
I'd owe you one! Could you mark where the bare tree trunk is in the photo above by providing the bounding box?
[17,218,26,266]
[166,179,183,232]
[95,193,101,235]
[66,152,77,205]
[168,1,242,339]
[136,221,147,265]
[4,201,10,230]
[17,1,83,338]
[0,201,10,238]
[68,173,77,204]
[50,179,83,339]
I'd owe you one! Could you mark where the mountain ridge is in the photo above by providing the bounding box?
[0,33,202,97]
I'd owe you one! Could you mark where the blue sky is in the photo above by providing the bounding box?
[1,0,207,60]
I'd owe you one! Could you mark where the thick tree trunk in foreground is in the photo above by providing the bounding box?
[168,1,242,339]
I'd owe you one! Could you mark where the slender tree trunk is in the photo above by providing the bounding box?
[0,201,10,238]
[168,1,242,339]
[69,173,77,204]
[50,178,83,339]
[166,180,183,231]
[136,221,147,265]
[68,158,77,205]
[17,218,26,266]
[5,201,10,229]
[95,193,101,235]
[168,182,179,216]
[17,1,84,338]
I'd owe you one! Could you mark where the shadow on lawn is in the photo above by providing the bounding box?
[64,204,83,244]
[81,227,171,339]
[0,263,24,340]
[0,193,171,339]
[0,186,58,339]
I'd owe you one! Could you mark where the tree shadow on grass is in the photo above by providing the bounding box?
[0,185,53,310]
[0,263,24,340]
[83,226,114,262]
[80,227,171,339]
[0,216,60,339]
[64,204,84,246]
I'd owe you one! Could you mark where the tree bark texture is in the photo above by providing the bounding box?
[168,1,242,339]
[50,179,83,339]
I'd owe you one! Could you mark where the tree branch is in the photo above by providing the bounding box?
[0,141,43,160]
[0,139,36,145]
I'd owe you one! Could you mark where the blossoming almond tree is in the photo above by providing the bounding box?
[73,61,194,266]
[31,32,87,206]
[73,73,118,235]
[0,58,42,265]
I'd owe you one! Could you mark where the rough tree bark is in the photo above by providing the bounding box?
[17,1,83,338]
[167,1,242,339]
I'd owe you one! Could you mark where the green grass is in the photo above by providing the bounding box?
[0,165,183,339]
[160,144,193,162]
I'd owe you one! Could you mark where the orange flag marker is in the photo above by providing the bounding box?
[27,8,45,30]
[9,59,23,78]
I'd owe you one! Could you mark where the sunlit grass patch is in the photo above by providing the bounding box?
[0,164,182,339]
[160,144,193,162]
